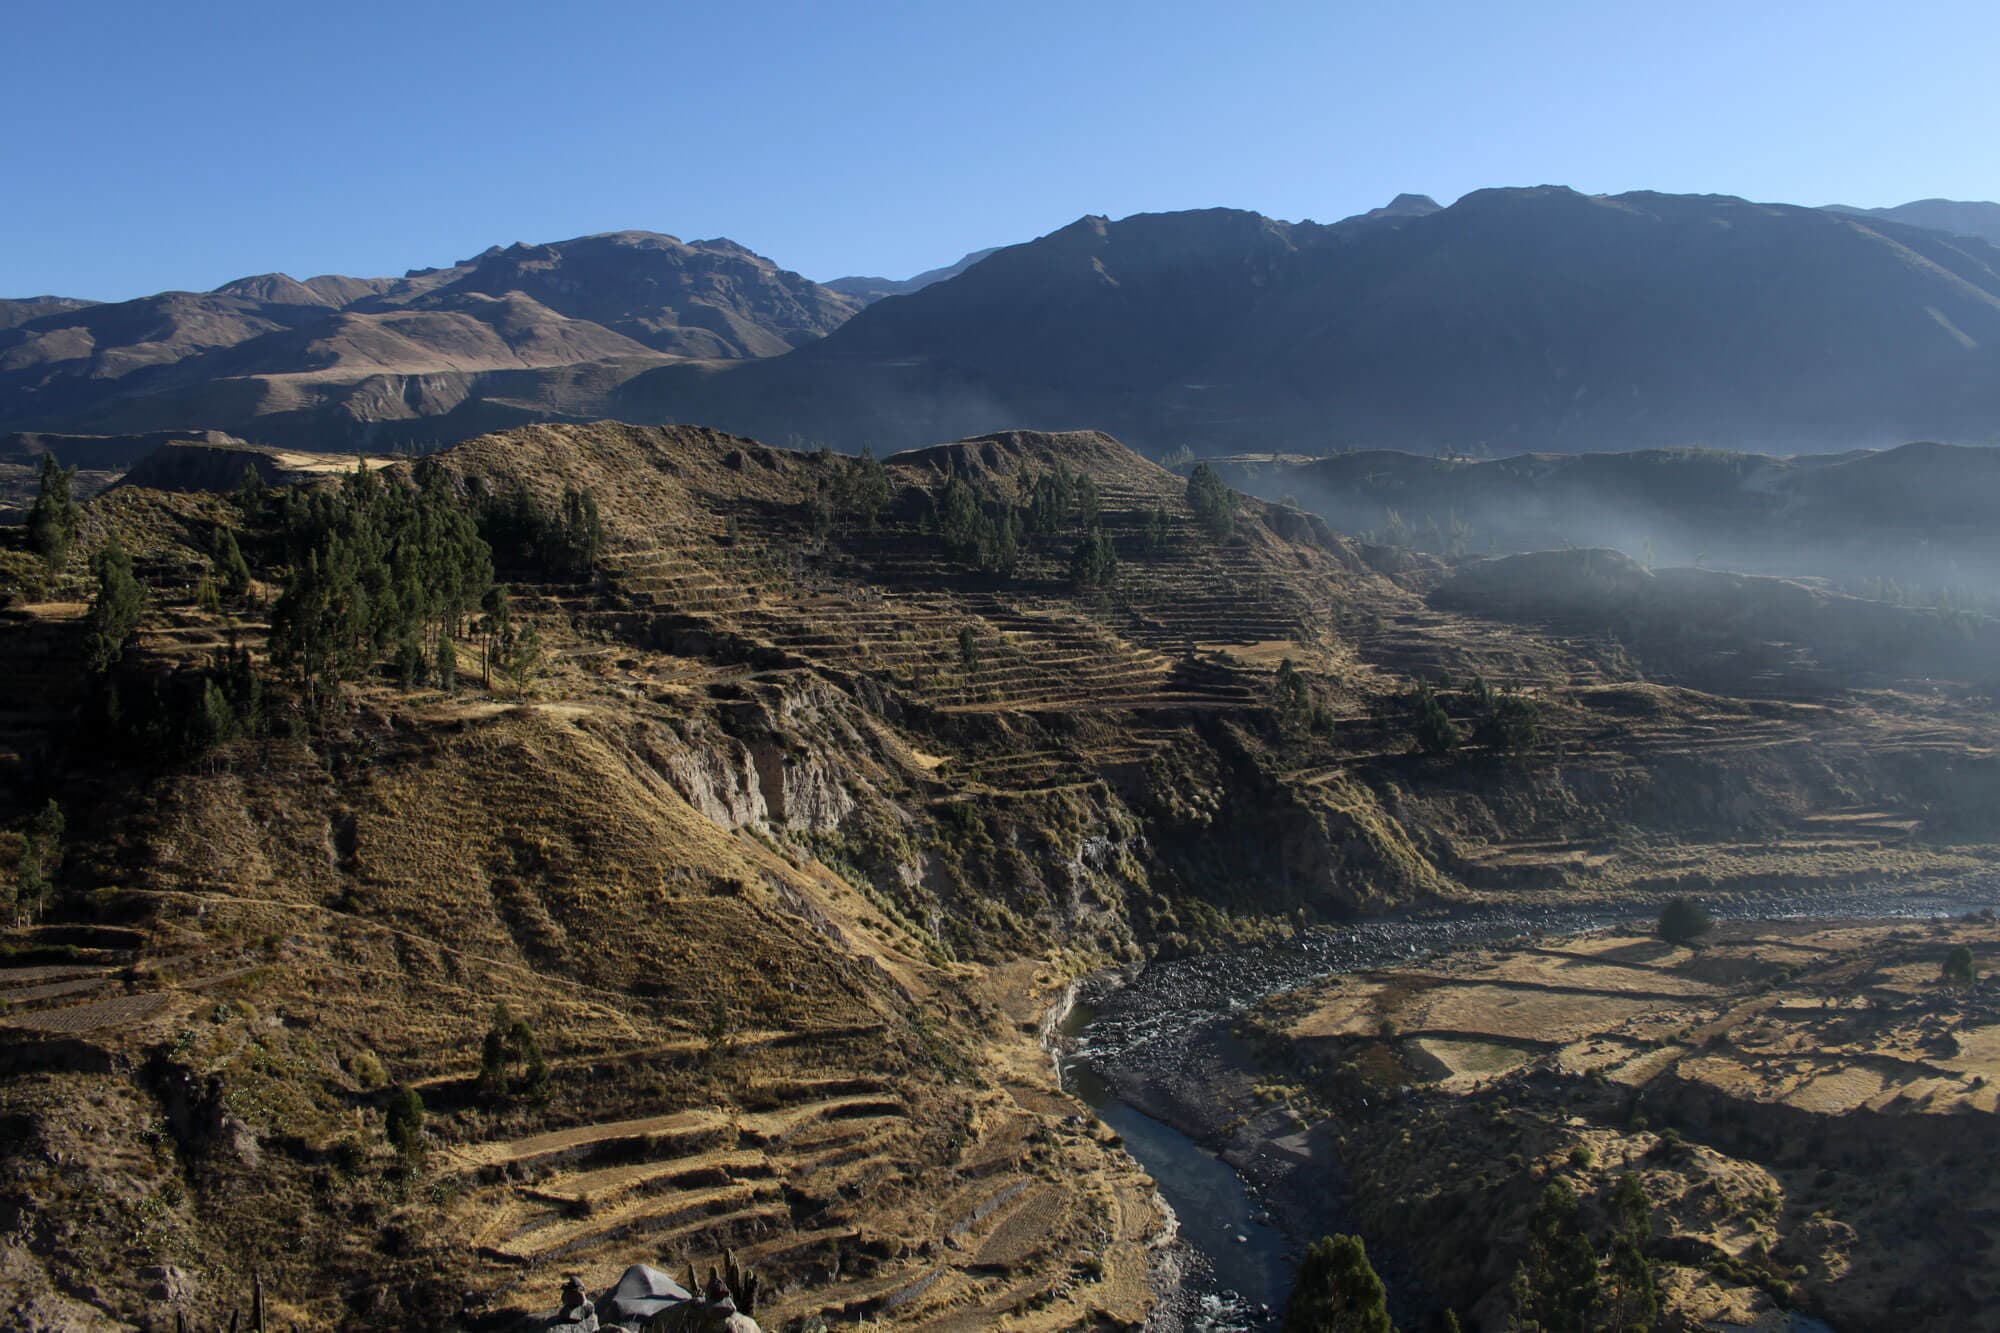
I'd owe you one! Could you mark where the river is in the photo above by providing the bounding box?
[1055,887,1999,1329]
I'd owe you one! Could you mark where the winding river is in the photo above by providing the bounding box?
[1056,888,1999,1330]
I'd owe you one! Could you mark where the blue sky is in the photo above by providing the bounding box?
[6,0,1995,300]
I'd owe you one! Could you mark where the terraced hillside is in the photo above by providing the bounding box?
[2,422,1999,1327]
[1245,917,2000,1328]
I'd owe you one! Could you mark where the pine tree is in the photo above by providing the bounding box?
[212,528,252,601]
[26,454,80,574]
[83,534,145,672]
[1284,1234,1393,1333]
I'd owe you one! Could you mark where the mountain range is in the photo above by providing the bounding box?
[4,191,1998,454]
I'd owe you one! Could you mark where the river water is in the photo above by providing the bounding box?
[1056,888,1999,1330]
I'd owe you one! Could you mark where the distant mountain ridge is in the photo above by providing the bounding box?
[0,230,859,446]
[824,247,1006,303]
[619,187,2000,456]
[7,190,2000,453]
[1823,198,2000,248]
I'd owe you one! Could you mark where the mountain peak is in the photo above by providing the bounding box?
[1383,192,1442,215]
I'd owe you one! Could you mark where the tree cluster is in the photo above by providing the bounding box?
[1402,675,1541,757]
[473,477,604,577]
[1023,464,1100,541]
[1508,1175,1659,1332]
[932,474,1024,574]
[1186,462,1238,540]
[92,644,271,762]
[811,447,895,537]
[268,464,494,700]
[1069,527,1119,592]
[930,463,1125,581]
[1406,681,1460,755]
[1466,674,1542,755]
[5,800,64,927]
[478,1003,549,1100]
[1274,658,1333,736]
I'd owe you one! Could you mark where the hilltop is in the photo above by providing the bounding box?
[2,422,1999,1326]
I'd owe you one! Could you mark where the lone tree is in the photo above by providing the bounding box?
[82,534,145,672]
[1284,1233,1392,1333]
[384,1086,426,1165]
[1941,945,1976,986]
[26,454,80,574]
[1657,896,1713,947]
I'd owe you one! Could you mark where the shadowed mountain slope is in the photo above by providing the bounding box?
[619,188,2000,455]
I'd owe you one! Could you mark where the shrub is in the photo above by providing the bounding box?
[1658,896,1713,946]
[1941,945,1975,985]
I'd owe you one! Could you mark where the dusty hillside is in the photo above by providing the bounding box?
[2,422,1998,1327]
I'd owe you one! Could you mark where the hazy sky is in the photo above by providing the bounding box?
[7,0,1995,300]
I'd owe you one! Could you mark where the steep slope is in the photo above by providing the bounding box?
[621,188,2000,455]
